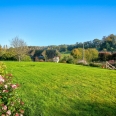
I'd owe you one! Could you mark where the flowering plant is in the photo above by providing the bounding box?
[0,62,24,116]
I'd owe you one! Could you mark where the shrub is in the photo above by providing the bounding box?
[89,62,102,67]
[60,56,75,64]
[60,56,67,63]
[66,56,74,64]
[21,55,32,61]
[0,62,25,116]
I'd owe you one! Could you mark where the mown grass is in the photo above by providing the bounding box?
[4,61,116,116]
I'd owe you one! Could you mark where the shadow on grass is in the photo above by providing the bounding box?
[23,102,43,116]
[23,100,116,116]
[51,100,116,116]
[24,107,43,116]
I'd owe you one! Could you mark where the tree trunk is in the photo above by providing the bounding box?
[18,56,21,62]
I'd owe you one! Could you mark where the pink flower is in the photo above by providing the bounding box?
[4,85,8,89]
[0,75,4,82]
[3,90,9,93]
[15,113,19,116]
[11,84,17,89]
[6,110,11,115]
[2,105,7,110]
[1,114,5,116]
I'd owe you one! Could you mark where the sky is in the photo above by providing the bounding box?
[0,0,116,46]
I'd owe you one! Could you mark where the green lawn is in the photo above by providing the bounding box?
[3,61,116,116]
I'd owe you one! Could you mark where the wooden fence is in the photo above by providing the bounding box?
[106,61,116,70]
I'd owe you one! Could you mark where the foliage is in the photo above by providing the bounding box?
[10,36,28,62]
[66,56,74,64]
[60,56,75,64]
[21,55,32,62]
[60,56,67,63]
[99,34,116,51]
[85,48,99,61]
[71,48,99,62]
[1,52,16,61]
[89,62,103,67]
[0,62,25,116]
[28,34,116,52]
[59,45,67,52]
[4,62,116,116]
[71,48,82,59]
[98,52,112,61]
[1,34,116,62]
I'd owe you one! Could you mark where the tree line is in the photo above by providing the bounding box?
[0,34,116,62]
[27,34,116,52]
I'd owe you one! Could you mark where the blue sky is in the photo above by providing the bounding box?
[0,0,116,46]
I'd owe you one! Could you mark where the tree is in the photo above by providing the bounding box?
[71,48,98,62]
[99,34,116,51]
[10,37,28,62]
[86,48,99,61]
[59,45,67,52]
[92,38,101,50]
[71,48,82,59]
[0,45,6,58]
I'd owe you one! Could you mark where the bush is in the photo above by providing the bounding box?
[66,56,74,64]
[60,56,75,64]
[89,62,102,67]
[0,62,25,116]
[1,53,17,61]
[21,55,32,61]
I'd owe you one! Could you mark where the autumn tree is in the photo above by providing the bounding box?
[71,48,82,59]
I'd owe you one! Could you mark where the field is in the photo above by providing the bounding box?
[3,61,116,116]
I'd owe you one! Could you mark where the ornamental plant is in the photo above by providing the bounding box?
[0,62,25,116]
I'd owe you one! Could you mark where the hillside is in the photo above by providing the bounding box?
[4,62,116,116]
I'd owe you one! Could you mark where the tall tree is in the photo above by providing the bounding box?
[10,36,28,62]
